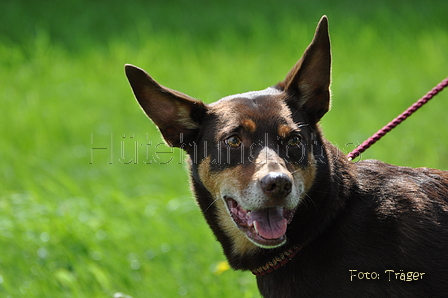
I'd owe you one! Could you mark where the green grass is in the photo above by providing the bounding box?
[1,0,448,297]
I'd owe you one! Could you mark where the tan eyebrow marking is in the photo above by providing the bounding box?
[278,124,292,137]
[241,119,256,133]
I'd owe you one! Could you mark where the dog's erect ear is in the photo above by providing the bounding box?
[125,64,207,147]
[278,16,331,123]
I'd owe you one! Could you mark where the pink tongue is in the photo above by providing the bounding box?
[251,207,287,240]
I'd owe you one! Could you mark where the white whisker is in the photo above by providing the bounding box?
[204,197,221,213]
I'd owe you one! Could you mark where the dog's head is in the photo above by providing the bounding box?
[125,16,331,258]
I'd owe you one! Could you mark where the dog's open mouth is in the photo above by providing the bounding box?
[224,196,296,248]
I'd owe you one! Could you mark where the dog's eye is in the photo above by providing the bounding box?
[287,136,302,147]
[225,136,242,148]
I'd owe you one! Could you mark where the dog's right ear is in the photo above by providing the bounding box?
[125,64,207,147]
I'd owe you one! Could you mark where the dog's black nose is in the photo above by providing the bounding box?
[260,172,292,199]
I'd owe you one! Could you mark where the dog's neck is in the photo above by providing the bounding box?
[251,244,304,276]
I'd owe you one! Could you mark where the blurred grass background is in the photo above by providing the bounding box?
[1,0,447,297]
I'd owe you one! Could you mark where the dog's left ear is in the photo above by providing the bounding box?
[278,15,331,123]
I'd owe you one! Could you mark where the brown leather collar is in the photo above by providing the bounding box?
[251,245,303,276]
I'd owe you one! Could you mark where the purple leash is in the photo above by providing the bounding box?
[347,77,448,161]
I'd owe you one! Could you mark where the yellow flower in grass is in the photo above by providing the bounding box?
[214,261,230,275]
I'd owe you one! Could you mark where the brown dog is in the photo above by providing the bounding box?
[125,16,448,298]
